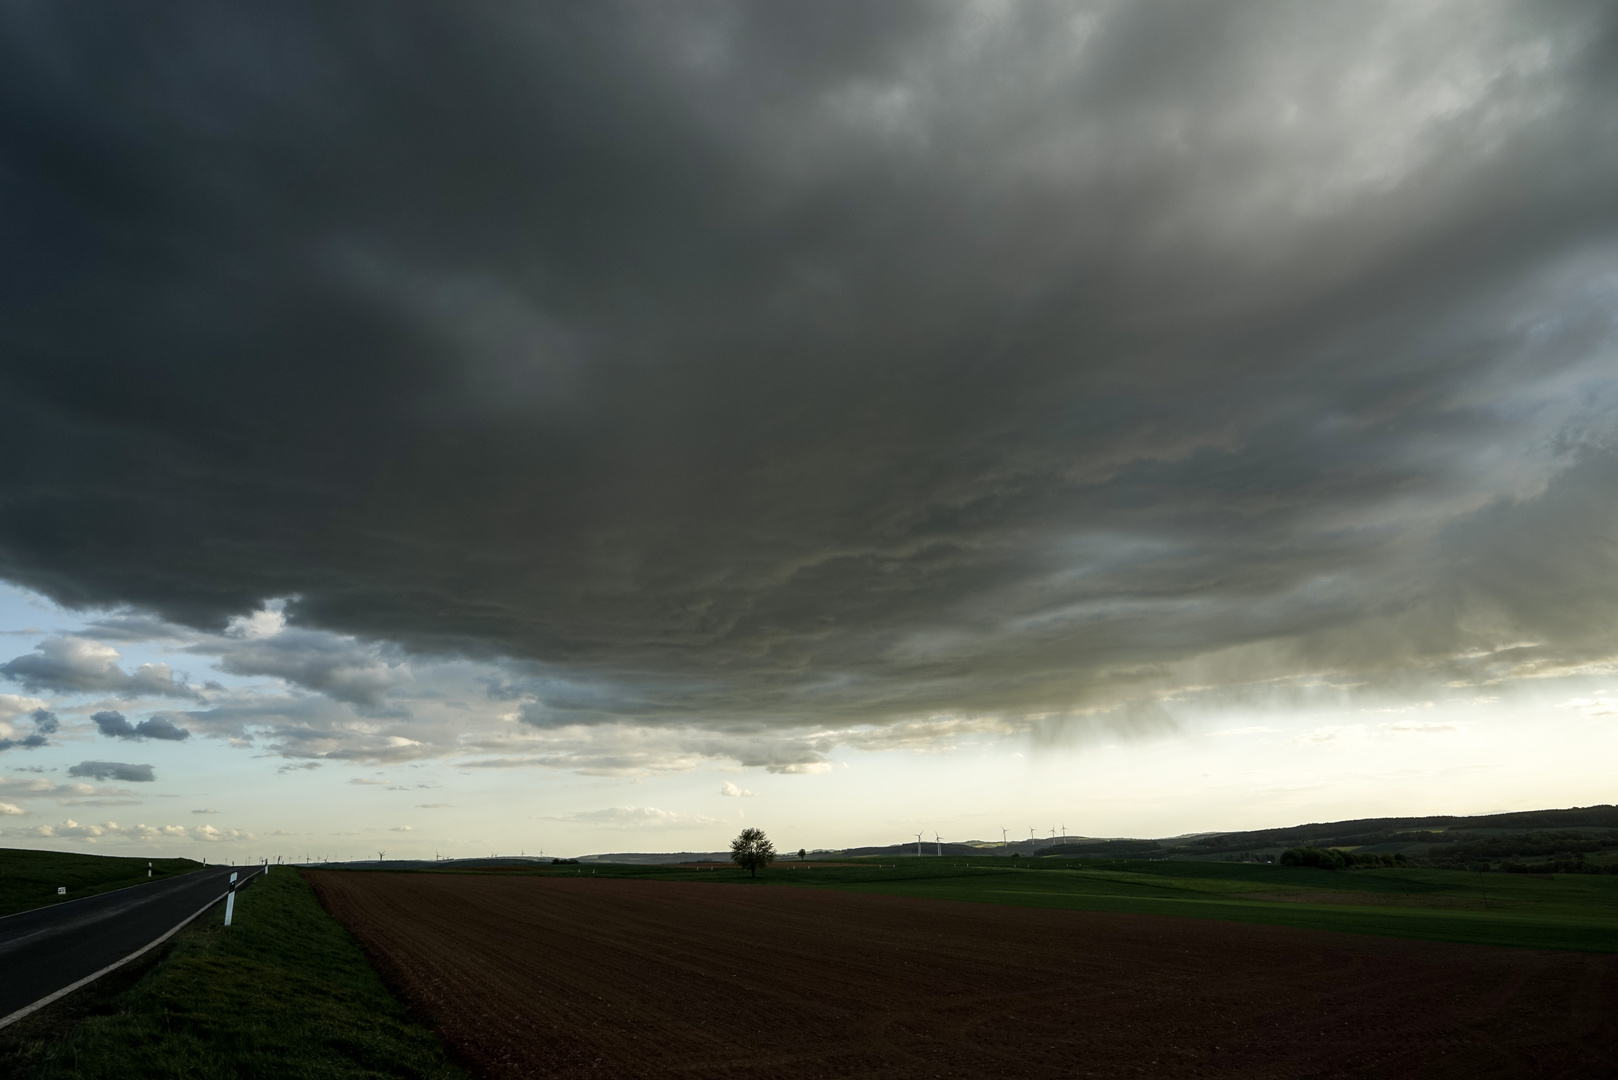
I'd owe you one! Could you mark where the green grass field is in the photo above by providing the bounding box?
[0,848,204,917]
[9,869,466,1080]
[457,855,1618,952]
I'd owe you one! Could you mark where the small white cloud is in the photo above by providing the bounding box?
[0,694,50,724]
[0,802,25,816]
[348,777,387,785]
[546,805,720,828]
[0,818,253,843]
[1287,724,1367,747]
[226,605,287,640]
[1385,721,1458,736]
[390,825,414,831]
[15,817,105,839]
[767,762,833,775]
[719,781,755,797]
[1558,696,1618,717]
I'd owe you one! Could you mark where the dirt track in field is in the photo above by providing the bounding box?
[306,872,1618,1079]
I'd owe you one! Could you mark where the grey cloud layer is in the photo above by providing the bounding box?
[91,710,191,741]
[0,2,1615,739]
[68,761,156,783]
[199,626,412,709]
[0,637,196,699]
[0,706,56,752]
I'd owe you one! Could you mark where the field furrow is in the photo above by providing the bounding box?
[308,872,1618,1079]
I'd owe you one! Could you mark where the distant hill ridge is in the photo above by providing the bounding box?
[347,804,1618,864]
[818,805,1618,861]
[680,804,1618,863]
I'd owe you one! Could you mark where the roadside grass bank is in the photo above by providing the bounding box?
[384,856,1618,952]
[22,868,467,1080]
[0,848,202,917]
[0,924,180,1079]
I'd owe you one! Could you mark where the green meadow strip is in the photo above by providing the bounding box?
[554,857,1618,953]
[26,870,466,1080]
[842,878,1618,952]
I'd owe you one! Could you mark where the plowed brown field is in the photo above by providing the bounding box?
[306,872,1618,1079]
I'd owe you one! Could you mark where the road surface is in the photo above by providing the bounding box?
[0,865,258,1026]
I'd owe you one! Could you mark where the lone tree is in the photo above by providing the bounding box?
[731,827,776,878]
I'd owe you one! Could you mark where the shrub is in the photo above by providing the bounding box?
[1280,846,1347,870]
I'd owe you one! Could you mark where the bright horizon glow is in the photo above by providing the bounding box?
[2,582,1612,861]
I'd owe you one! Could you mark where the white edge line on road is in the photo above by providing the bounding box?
[0,873,256,1031]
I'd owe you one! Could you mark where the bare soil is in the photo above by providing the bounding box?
[306,872,1618,1079]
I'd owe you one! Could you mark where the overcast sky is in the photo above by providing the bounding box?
[1,2,1616,859]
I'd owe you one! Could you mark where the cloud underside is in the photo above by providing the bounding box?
[0,638,195,699]
[68,761,157,783]
[0,2,1614,756]
[92,710,190,742]
[0,700,56,752]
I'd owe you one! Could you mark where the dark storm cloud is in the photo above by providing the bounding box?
[92,710,191,741]
[68,761,156,783]
[0,2,1616,735]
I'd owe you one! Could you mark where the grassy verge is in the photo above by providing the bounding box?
[0,848,203,917]
[412,857,1618,952]
[21,869,467,1080]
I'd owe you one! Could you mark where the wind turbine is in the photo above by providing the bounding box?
[1061,825,1067,843]
[915,832,923,857]
[1001,827,1008,848]
[935,833,942,857]
[377,850,385,863]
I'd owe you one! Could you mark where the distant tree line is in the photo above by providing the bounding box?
[1279,847,1408,870]
[1434,831,1618,861]
[1498,852,1618,875]
[1277,838,1618,875]
[1419,831,1618,873]
[1191,829,1444,857]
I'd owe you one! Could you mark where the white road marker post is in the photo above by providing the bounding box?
[224,871,239,927]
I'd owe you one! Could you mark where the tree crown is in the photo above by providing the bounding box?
[730,827,775,876]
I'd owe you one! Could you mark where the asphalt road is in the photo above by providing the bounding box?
[0,865,258,1024]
